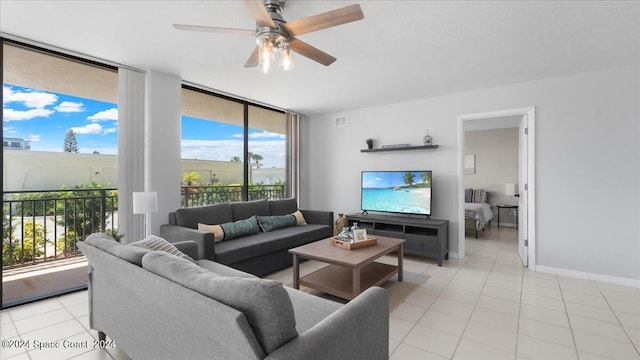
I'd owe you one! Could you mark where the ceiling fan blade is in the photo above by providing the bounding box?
[289,39,336,66]
[244,46,259,68]
[173,24,254,36]
[243,0,276,28]
[283,4,364,36]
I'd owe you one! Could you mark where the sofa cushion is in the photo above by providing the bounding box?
[197,223,224,242]
[130,235,195,262]
[197,259,257,278]
[220,216,260,240]
[142,251,298,354]
[215,224,332,265]
[268,198,298,216]
[257,214,297,233]
[84,232,150,266]
[173,203,233,229]
[292,210,307,225]
[231,199,269,220]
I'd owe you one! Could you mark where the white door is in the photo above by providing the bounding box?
[518,115,528,266]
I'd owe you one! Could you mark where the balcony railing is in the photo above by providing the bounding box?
[2,188,118,270]
[3,185,286,270]
[181,184,286,208]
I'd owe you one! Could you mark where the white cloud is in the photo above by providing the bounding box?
[87,108,118,122]
[3,126,17,134]
[231,133,243,138]
[181,138,285,167]
[102,127,118,135]
[3,86,58,108]
[4,108,54,121]
[29,134,41,142]
[70,123,103,135]
[55,101,84,113]
[249,131,285,139]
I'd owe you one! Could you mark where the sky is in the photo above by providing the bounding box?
[3,84,286,168]
[362,171,431,189]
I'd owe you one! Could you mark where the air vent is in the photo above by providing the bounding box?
[334,115,347,127]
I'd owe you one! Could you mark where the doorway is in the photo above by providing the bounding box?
[457,107,536,270]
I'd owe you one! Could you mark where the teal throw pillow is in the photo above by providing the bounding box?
[220,215,260,240]
[257,215,297,233]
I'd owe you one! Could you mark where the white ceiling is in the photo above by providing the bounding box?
[1,1,639,116]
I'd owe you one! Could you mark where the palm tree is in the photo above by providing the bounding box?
[230,156,241,162]
[181,171,203,186]
[403,172,415,186]
[420,172,431,186]
[251,154,263,164]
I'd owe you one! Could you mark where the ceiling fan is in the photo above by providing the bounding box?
[173,0,364,73]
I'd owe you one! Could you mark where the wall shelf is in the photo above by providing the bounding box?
[361,145,439,153]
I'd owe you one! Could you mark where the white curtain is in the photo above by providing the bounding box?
[286,111,300,202]
[117,68,146,243]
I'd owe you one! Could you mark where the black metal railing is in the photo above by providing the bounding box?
[2,188,118,269]
[181,184,286,208]
[2,184,286,270]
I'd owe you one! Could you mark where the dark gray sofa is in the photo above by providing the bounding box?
[77,233,389,360]
[160,199,333,277]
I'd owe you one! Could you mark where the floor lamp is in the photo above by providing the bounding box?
[133,191,158,238]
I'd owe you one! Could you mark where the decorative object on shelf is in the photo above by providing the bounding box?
[334,213,346,235]
[423,129,433,145]
[381,143,410,148]
[365,138,374,149]
[361,144,439,152]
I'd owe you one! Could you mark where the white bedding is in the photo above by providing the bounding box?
[464,202,494,230]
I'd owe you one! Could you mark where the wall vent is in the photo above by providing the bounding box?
[334,115,347,127]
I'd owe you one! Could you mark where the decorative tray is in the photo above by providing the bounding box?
[329,237,377,250]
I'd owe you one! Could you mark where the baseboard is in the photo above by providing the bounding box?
[536,265,640,288]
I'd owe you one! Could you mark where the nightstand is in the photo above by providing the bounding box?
[497,205,518,229]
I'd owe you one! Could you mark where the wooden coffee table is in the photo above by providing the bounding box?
[289,236,404,300]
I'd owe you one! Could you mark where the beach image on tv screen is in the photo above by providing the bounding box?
[361,171,432,215]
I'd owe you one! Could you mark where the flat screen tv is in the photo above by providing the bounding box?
[361,171,432,216]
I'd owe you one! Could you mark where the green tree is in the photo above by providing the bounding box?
[403,172,415,186]
[230,156,241,162]
[3,221,45,266]
[63,129,79,152]
[251,153,263,164]
[181,171,203,186]
[420,172,431,186]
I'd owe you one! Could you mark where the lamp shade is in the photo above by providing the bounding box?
[505,184,517,196]
[133,191,158,214]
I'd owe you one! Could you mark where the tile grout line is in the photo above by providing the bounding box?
[594,281,640,357]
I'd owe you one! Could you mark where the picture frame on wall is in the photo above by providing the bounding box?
[353,229,368,242]
[464,154,476,175]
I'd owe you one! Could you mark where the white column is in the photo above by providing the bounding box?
[145,70,182,236]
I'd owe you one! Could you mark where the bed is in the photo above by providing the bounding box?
[465,188,494,238]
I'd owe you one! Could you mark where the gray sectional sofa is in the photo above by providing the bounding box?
[160,199,333,276]
[77,233,389,360]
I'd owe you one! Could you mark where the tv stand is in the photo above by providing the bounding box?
[346,213,449,266]
[361,210,369,215]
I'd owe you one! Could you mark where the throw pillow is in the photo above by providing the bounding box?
[142,251,298,354]
[130,235,195,262]
[198,223,225,242]
[292,210,307,225]
[257,215,297,233]
[220,215,260,240]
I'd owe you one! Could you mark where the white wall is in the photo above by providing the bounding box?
[302,64,640,281]
[465,128,519,225]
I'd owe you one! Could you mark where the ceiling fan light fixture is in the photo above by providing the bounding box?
[258,36,275,74]
[280,44,293,71]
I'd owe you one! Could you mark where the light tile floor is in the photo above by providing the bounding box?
[2,226,639,360]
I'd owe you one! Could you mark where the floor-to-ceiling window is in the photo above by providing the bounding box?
[180,86,289,207]
[2,40,118,307]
